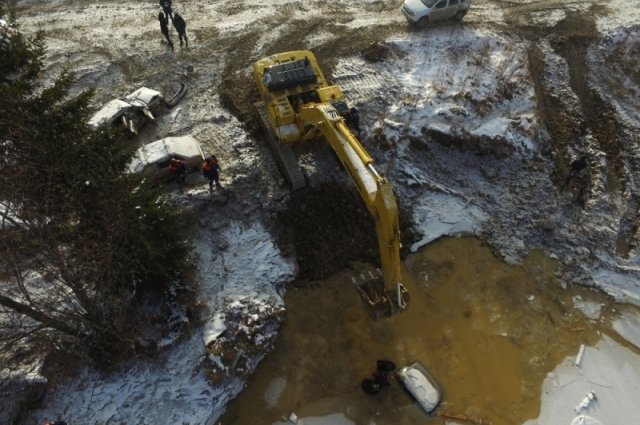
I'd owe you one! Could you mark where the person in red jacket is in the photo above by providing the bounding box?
[202,155,221,193]
[168,157,187,184]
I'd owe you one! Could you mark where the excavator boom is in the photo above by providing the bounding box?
[253,50,409,319]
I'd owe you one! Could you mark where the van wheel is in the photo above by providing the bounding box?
[454,11,466,21]
[417,16,429,27]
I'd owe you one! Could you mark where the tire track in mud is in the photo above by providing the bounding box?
[503,5,614,189]
[548,12,623,194]
[498,2,638,255]
[332,61,401,105]
[544,11,639,255]
[589,29,640,256]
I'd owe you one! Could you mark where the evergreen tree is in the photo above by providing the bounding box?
[0,1,191,367]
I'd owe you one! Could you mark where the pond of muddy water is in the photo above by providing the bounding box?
[218,236,631,425]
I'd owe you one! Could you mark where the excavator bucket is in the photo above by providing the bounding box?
[352,269,410,321]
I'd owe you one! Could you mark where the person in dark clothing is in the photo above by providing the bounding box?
[561,155,589,191]
[158,12,173,51]
[159,0,173,20]
[569,156,588,176]
[172,12,188,47]
[348,106,361,136]
[202,155,221,193]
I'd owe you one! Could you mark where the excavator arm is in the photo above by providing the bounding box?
[297,103,409,319]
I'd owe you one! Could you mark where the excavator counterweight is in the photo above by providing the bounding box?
[253,50,409,319]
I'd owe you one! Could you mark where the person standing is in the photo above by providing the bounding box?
[202,155,221,193]
[159,0,173,20]
[172,12,188,47]
[349,106,361,136]
[158,12,173,51]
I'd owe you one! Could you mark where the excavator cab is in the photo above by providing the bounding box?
[253,50,410,320]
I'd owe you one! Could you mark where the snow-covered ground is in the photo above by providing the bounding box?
[6,0,640,424]
[524,326,640,425]
[22,221,294,425]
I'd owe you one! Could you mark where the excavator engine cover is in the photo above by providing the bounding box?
[263,57,317,92]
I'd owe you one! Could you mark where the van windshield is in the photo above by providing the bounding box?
[419,0,439,7]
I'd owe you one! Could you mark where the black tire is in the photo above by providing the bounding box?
[377,359,396,373]
[361,379,381,395]
[454,10,466,21]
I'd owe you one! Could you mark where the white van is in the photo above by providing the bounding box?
[402,0,470,26]
[396,362,442,414]
[89,83,187,135]
[128,136,205,181]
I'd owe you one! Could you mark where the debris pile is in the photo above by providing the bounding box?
[205,298,285,382]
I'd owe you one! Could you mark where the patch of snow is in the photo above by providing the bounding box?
[29,331,243,425]
[572,296,604,321]
[203,312,227,345]
[612,309,640,349]
[340,15,404,30]
[592,268,640,307]
[335,27,537,154]
[409,192,487,251]
[304,31,336,48]
[524,335,640,425]
[570,415,602,425]
[596,0,640,32]
[531,9,566,26]
[589,25,640,126]
[1,202,25,228]
[193,220,295,307]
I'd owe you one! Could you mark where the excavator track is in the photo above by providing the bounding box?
[254,101,306,191]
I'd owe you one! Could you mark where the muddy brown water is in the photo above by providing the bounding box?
[218,236,635,425]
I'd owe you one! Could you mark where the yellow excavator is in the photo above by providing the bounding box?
[253,50,409,320]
